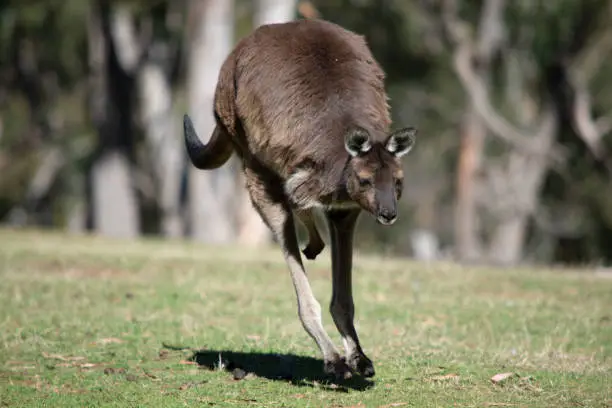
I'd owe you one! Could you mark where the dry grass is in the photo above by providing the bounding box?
[0,227,610,407]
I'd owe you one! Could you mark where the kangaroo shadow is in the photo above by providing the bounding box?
[188,349,374,392]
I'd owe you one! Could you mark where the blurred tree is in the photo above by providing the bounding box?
[554,0,612,263]
[185,0,236,243]
[1,0,612,265]
[444,0,561,264]
[432,0,612,264]
[130,1,185,238]
[0,1,90,227]
[88,0,140,238]
[255,0,296,25]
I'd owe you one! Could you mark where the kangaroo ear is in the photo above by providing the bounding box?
[344,127,372,157]
[386,127,416,158]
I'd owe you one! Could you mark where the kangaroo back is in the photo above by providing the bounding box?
[228,19,391,178]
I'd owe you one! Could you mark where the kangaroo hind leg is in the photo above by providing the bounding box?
[243,166,352,379]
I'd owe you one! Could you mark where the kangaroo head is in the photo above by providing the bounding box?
[344,126,416,225]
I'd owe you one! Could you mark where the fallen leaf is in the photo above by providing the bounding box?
[79,363,97,369]
[158,349,169,359]
[491,372,516,384]
[379,403,408,408]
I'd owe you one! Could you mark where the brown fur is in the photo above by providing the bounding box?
[228,19,390,178]
[184,18,416,379]
[186,19,414,213]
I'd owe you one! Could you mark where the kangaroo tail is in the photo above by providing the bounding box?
[183,114,233,170]
[185,51,240,171]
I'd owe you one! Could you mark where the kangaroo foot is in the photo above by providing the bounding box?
[323,356,353,380]
[302,240,325,260]
[347,352,375,377]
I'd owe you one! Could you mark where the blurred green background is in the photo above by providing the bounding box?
[2,0,612,267]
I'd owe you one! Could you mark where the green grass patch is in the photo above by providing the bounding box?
[0,228,610,407]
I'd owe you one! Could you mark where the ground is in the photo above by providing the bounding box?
[0,228,610,407]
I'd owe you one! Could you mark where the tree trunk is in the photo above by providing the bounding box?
[99,4,183,238]
[67,200,86,234]
[186,0,236,243]
[138,61,183,238]
[454,107,485,261]
[255,0,297,25]
[488,214,527,265]
[87,0,140,239]
[91,151,139,238]
[488,145,556,264]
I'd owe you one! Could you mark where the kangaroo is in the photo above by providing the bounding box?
[184,18,416,380]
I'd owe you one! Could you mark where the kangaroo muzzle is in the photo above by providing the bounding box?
[376,208,397,225]
[375,189,397,225]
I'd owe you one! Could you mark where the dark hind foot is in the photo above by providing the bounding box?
[323,356,353,380]
[302,241,325,260]
[347,352,375,378]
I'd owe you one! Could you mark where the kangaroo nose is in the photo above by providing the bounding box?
[377,208,397,225]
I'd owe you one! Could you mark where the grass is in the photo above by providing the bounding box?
[0,227,610,407]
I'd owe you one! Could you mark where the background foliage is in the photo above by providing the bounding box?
[2,0,612,266]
